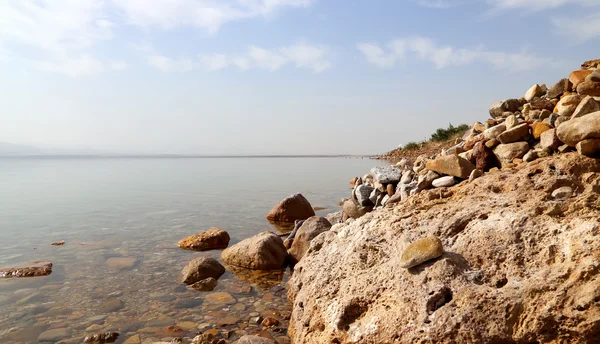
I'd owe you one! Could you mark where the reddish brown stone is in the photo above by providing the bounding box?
[266,193,315,222]
[473,141,499,172]
[178,228,230,251]
[0,261,52,278]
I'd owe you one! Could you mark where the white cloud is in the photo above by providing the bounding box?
[552,12,600,42]
[357,37,562,71]
[151,42,331,73]
[487,0,598,11]
[413,0,463,9]
[110,61,129,71]
[110,0,316,33]
[0,0,318,77]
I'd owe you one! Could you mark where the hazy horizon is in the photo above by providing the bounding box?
[2,1,599,155]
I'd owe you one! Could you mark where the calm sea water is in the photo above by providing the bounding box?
[0,157,387,344]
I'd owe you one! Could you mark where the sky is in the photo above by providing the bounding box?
[1,0,599,155]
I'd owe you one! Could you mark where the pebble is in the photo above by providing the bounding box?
[552,186,573,199]
[399,236,445,269]
[432,176,456,188]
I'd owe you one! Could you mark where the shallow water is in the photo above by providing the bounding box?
[0,157,387,343]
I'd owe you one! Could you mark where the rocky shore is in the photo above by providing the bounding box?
[3,59,599,344]
[284,59,600,343]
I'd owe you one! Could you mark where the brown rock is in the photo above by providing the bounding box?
[555,95,583,117]
[191,277,218,291]
[106,257,137,271]
[483,124,506,140]
[572,96,600,119]
[386,184,395,196]
[524,84,545,101]
[473,141,498,172]
[221,231,287,270]
[288,216,332,264]
[576,139,600,157]
[581,58,600,69]
[266,193,315,222]
[546,78,572,99]
[237,335,276,344]
[569,70,593,89]
[577,81,600,97]
[0,261,52,278]
[557,111,600,146]
[497,123,530,144]
[343,199,370,219]
[261,317,280,327]
[181,257,225,285]
[532,122,552,139]
[530,97,554,111]
[83,332,119,343]
[399,236,444,269]
[494,142,529,163]
[178,228,230,251]
[485,139,499,149]
[425,155,475,179]
[540,129,562,151]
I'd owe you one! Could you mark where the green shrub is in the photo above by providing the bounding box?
[430,123,470,142]
[404,142,421,151]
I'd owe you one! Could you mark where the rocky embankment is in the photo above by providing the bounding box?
[286,59,600,343]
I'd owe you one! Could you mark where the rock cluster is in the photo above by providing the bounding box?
[339,61,600,221]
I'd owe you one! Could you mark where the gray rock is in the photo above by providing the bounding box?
[552,186,573,199]
[355,184,375,206]
[38,328,71,342]
[289,216,332,263]
[181,257,225,285]
[546,78,571,99]
[369,188,381,205]
[483,124,507,140]
[417,170,440,191]
[370,166,402,184]
[523,151,538,162]
[468,169,483,182]
[381,194,390,206]
[489,99,522,118]
[497,123,531,144]
[541,129,562,151]
[571,96,600,119]
[400,170,414,184]
[432,176,456,188]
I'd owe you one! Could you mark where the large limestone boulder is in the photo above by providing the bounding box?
[221,231,287,270]
[266,193,315,222]
[571,96,600,119]
[181,257,225,285]
[493,142,529,163]
[288,216,332,264]
[288,154,600,343]
[497,123,530,144]
[370,166,402,184]
[178,228,230,251]
[425,155,475,179]
[569,70,593,89]
[557,111,600,146]
[555,95,583,118]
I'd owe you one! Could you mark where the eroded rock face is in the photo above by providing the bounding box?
[266,193,315,222]
[221,231,287,270]
[178,228,230,251]
[288,153,600,343]
[288,216,332,264]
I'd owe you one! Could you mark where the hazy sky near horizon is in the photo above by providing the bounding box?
[1,0,600,155]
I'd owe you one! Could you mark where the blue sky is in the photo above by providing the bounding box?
[1,0,599,155]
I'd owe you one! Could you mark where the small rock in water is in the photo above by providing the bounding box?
[83,332,120,343]
[101,299,124,313]
[266,193,315,222]
[180,257,225,285]
[432,176,455,188]
[399,236,444,269]
[261,317,280,327]
[178,228,230,251]
[0,261,53,278]
[552,186,573,199]
[105,257,138,271]
[191,277,218,292]
[51,241,65,246]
